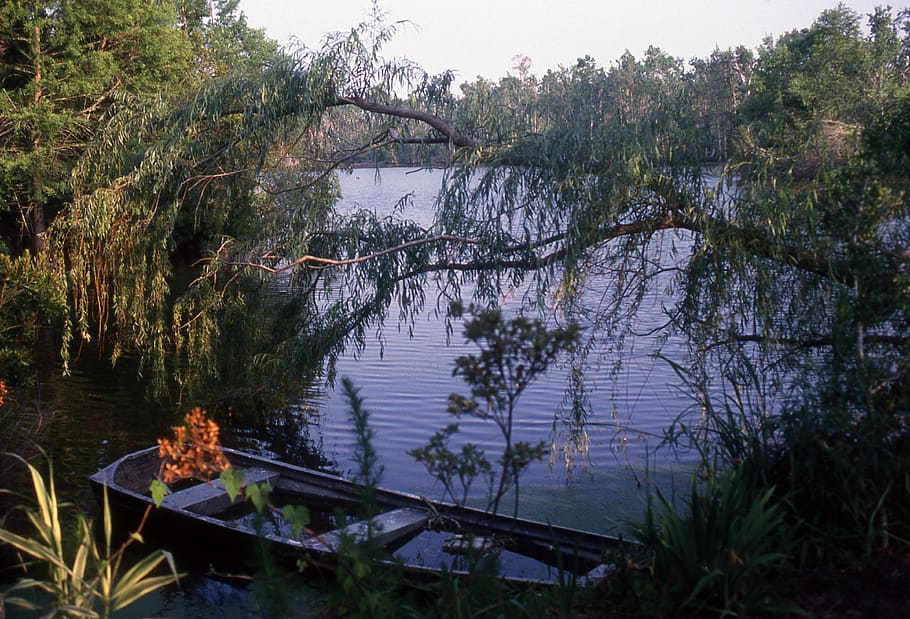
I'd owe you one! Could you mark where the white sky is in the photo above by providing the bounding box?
[237,1,893,84]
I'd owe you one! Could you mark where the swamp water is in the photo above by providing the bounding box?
[2,167,701,617]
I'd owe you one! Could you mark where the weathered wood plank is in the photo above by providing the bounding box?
[303,508,428,552]
[160,467,279,516]
[441,534,497,555]
[274,477,357,506]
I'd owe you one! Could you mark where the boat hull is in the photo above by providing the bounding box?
[90,447,628,585]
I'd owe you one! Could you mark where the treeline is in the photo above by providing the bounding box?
[330,5,909,169]
[3,2,907,253]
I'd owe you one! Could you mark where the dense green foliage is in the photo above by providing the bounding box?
[0,0,280,389]
[1,0,190,250]
[0,0,277,248]
[0,251,64,380]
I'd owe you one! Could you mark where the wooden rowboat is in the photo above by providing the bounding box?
[90,446,629,586]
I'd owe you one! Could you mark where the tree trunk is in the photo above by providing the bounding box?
[29,21,46,253]
[30,201,46,253]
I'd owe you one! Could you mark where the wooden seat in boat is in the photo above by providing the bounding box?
[160,467,279,516]
[303,508,429,552]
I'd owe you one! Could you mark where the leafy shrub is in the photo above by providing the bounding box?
[411,303,579,516]
[767,401,910,565]
[0,252,68,381]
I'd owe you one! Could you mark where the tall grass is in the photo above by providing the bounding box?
[631,468,794,617]
[0,453,180,618]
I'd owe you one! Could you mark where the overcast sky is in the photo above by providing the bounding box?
[237,1,890,83]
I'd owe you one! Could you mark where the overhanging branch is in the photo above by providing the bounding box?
[330,95,478,148]
[233,233,479,273]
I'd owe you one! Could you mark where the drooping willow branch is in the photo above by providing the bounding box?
[221,204,880,292]
[229,233,479,274]
[729,333,910,349]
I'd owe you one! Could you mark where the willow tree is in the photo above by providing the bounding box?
[47,13,452,398]
[0,0,278,390]
[45,2,910,543]
[437,5,910,555]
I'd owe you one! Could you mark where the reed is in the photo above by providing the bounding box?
[630,467,794,617]
[0,452,180,618]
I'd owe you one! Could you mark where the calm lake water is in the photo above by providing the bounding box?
[7,168,702,519]
[316,168,700,518]
[2,167,701,616]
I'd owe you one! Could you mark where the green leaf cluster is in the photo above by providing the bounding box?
[0,251,67,381]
